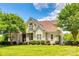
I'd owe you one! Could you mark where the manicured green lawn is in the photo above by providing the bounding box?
[0,45,78,56]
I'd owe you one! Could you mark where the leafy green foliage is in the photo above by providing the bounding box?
[0,10,26,42]
[64,34,73,41]
[0,35,4,42]
[3,13,26,33]
[0,11,26,33]
[58,3,79,40]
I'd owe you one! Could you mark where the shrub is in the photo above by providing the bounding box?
[64,40,79,46]
[29,40,41,45]
[46,40,50,45]
[29,40,49,45]
[76,41,79,45]
[64,41,73,45]
[25,42,30,45]
[12,41,17,45]
[40,40,45,45]
[72,41,79,46]
[64,34,73,41]
[0,34,9,45]
[36,40,41,45]
[0,41,10,45]
[29,40,37,45]
[3,34,8,42]
[55,41,60,45]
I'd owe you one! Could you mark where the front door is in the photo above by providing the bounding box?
[29,33,33,40]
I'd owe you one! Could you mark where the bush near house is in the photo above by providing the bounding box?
[40,40,46,45]
[29,40,37,45]
[26,40,50,45]
[64,33,79,45]
[0,34,11,45]
[64,40,79,46]
[0,39,60,45]
[29,40,42,45]
[36,40,41,45]
[46,40,50,45]
[64,34,73,41]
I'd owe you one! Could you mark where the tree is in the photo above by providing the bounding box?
[0,11,8,33]
[64,34,73,41]
[0,11,26,44]
[58,3,79,41]
[4,13,26,32]
[5,13,26,44]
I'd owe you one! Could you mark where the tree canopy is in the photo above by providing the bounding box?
[0,10,27,43]
[0,11,26,34]
[58,3,79,41]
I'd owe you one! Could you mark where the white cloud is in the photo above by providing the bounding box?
[37,3,66,21]
[33,3,49,10]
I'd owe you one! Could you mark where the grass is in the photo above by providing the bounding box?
[0,45,78,56]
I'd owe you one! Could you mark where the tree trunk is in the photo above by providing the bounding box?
[71,31,78,41]
[10,32,13,45]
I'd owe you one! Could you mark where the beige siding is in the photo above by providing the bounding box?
[34,28,45,40]
[46,32,60,43]
[26,20,37,33]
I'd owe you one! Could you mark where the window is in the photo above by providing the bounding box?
[37,34,41,40]
[29,23,33,31]
[51,34,53,39]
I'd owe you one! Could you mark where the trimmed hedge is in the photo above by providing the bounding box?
[0,40,55,45]
[29,40,37,45]
[36,40,41,45]
[40,40,45,45]
[46,40,50,45]
[28,40,50,45]
[29,40,41,45]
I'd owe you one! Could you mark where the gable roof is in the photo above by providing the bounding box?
[27,17,58,32]
[27,17,45,30]
[51,20,57,25]
[38,21,58,32]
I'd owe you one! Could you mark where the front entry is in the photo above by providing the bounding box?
[28,33,33,40]
[22,33,26,42]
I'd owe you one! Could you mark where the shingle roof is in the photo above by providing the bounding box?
[27,17,58,32]
[38,20,58,32]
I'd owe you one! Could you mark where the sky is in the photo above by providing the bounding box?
[0,3,65,21]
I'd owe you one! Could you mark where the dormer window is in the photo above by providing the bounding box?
[29,23,33,31]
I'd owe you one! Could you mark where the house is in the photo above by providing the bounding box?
[26,17,64,45]
[7,17,63,45]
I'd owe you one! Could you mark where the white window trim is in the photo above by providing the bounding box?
[37,34,41,40]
